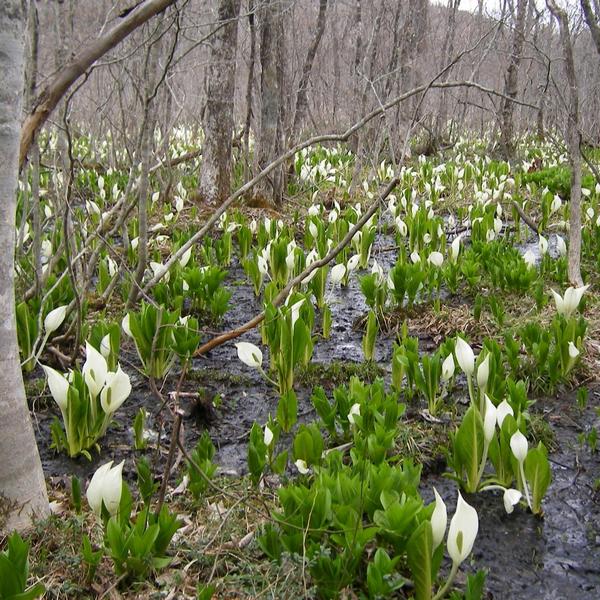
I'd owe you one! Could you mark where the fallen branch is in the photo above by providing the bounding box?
[193,177,400,357]
[512,200,540,234]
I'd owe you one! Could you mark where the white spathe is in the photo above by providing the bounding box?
[431,487,447,549]
[100,365,131,415]
[551,285,590,318]
[82,342,108,399]
[330,263,346,284]
[44,305,67,334]
[42,365,69,412]
[476,353,490,390]
[510,430,528,463]
[447,492,479,565]
[442,353,455,382]
[503,488,522,514]
[348,403,361,425]
[496,399,514,428]
[235,342,263,368]
[455,337,475,377]
[483,395,497,443]
[86,460,124,517]
[264,425,274,447]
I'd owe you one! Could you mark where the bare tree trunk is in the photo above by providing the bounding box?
[198,0,241,205]
[581,0,600,55]
[242,0,256,181]
[547,0,583,286]
[435,0,461,142]
[291,0,328,138]
[0,0,50,534]
[253,0,285,205]
[128,30,164,306]
[499,0,528,158]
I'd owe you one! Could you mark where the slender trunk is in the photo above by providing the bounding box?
[499,0,528,158]
[547,0,583,286]
[198,0,242,205]
[435,0,461,141]
[128,31,163,306]
[581,0,600,55]
[253,1,285,205]
[291,0,328,138]
[243,0,256,181]
[0,0,50,534]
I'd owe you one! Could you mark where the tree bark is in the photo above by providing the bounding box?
[253,1,285,205]
[198,0,242,205]
[291,0,328,138]
[547,0,583,286]
[0,0,50,534]
[581,0,600,55]
[499,0,528,159]
[242,0,256,181]
[435,0,461,141]
[19,0,178,169]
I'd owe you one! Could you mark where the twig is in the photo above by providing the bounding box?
[156,409,183,514]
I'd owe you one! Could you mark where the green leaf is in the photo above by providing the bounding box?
[453,405,484,492]
[406,521,433,600]
[277,389,298,433]
[524,443,552,515]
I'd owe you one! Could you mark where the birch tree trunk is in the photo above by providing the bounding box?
[547,0,583,286]
[198,0,242,205]
[0,0,50,534]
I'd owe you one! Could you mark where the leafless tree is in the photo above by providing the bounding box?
[198,0,242,205]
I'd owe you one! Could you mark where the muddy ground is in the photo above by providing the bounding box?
[28,230,600,599]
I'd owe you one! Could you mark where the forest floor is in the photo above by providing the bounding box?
[23,223,600,599]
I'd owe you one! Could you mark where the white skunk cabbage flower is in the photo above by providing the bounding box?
[428,251,444,267]
[100,365,131,415]
[551,285,589,318]
[483,395,497,443]
[264,425,274,447]
[476,353,490,391]
[330,263,346,284]
[235,342,263,368]
[42,365,69,412]
[45,305,67,334]
[447,492,479,565]
[86,460,124,517]
[510,430,528,463]
[82,342,108,399]
[455,337,475,377]
[503,488,522,514]
[348,403,361,425]
[496,399,514,428]
[442,353,455,382]
[121,313,132,337]
[295,459,309,474]
[431,487,448,549]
